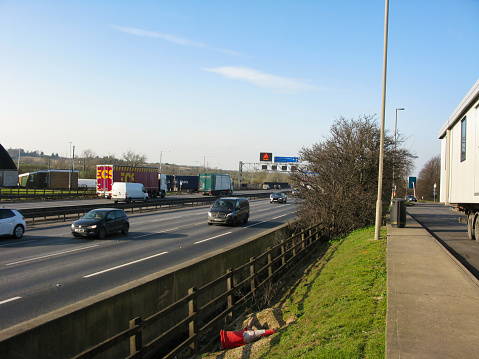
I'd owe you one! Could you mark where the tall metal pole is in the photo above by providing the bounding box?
[374,0,390,241]
[69,142,72,190]
[159,150,170,174]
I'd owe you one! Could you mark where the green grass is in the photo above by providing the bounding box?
[259,226,387,359]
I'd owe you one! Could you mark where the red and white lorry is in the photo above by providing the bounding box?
[96,165,167,199]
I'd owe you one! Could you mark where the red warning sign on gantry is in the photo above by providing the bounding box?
[260,152,273,162]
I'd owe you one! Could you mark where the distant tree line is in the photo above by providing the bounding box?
[7,147,289,187]
[416,156,440,201]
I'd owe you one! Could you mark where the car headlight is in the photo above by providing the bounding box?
[208,212,213,218]
[87,225,97,229]
[71,224,75,229]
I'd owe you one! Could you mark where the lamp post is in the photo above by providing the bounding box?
[159,150,170,174]
[374,0,390,241]
[392,108,405,199]
[204,155,213,172]
[68,142,72,190]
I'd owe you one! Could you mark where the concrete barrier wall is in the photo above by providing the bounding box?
[0,223,291,358]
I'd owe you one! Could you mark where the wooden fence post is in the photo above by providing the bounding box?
[267,248,273,278]
[227,269,233,320]
[250,257,256,298]
[188,287,198,352]
[129,317,142,355]
[292,236,297,258]
[281,241,286,267]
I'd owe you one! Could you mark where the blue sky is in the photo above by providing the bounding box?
[1,1,478,174]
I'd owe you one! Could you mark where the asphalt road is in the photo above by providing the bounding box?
[0,196,297,330]
[406,202,479,279]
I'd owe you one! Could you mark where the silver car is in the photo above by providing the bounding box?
[0,208,26,238]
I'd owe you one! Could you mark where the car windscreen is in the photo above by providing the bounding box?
[83,211,107,220]
[213,200,234,209]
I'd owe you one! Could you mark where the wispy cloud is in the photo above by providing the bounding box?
[111,26,243,56]
[203,66,320,94]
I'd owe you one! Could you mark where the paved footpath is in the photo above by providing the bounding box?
[387,212,479,358]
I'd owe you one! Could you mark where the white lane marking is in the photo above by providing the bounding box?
[272,214,289,220]
[245,221,267,228]
[132,227,179,239]
[5,244,100,266]
[194,232,231,244]
[83,251,168,278]
[0,239,37,247]
[0,297,21,305]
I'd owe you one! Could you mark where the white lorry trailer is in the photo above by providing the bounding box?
[439,78,479,241]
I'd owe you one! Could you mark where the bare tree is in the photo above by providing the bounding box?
[121,151,147,166]
[416,155,440,201]
[292,115,415,237]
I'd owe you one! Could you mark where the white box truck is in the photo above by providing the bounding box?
[111,182,149,203]
[439,78,479,241]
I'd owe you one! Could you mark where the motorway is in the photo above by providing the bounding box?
[0,194,297,330]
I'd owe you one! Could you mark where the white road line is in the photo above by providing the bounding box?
[245,221,267,228]
[5,244,100,266]
[272,214,289,219]
[132,227,179,239]
[194,232,231,244]
[0,297,21,305]
[0,239,37,247]
[83,252,168,278]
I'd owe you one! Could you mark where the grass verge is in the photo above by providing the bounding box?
[199,226,387,359]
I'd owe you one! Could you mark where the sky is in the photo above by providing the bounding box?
[1,1,478,175]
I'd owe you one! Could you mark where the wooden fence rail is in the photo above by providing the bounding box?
[72,222,325,359]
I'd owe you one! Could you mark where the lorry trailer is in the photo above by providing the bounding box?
[439,78,479,241]
[199,173,233,196]
[96,165,167,199]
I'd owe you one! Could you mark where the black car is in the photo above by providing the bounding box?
[270,192,287,203]
[406,195,417,202]
[71,208,129,239]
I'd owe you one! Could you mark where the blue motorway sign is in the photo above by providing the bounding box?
[274,156,298,163]
[408,176,417,189]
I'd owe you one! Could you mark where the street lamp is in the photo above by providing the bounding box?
[68,142,72,190]
[374,0,390,241]
[204,155,213,172]
[392,108,405,198]
[159,150,170,174]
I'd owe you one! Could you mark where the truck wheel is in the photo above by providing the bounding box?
[475,216,479,244]
[161,191,165,198]
[468,213,475,240]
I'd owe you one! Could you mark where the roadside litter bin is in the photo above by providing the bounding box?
[391,198,406,228]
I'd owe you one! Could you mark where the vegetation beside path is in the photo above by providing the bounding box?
[197,226,387,359]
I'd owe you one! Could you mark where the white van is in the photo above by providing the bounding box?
[111,182,148,203]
